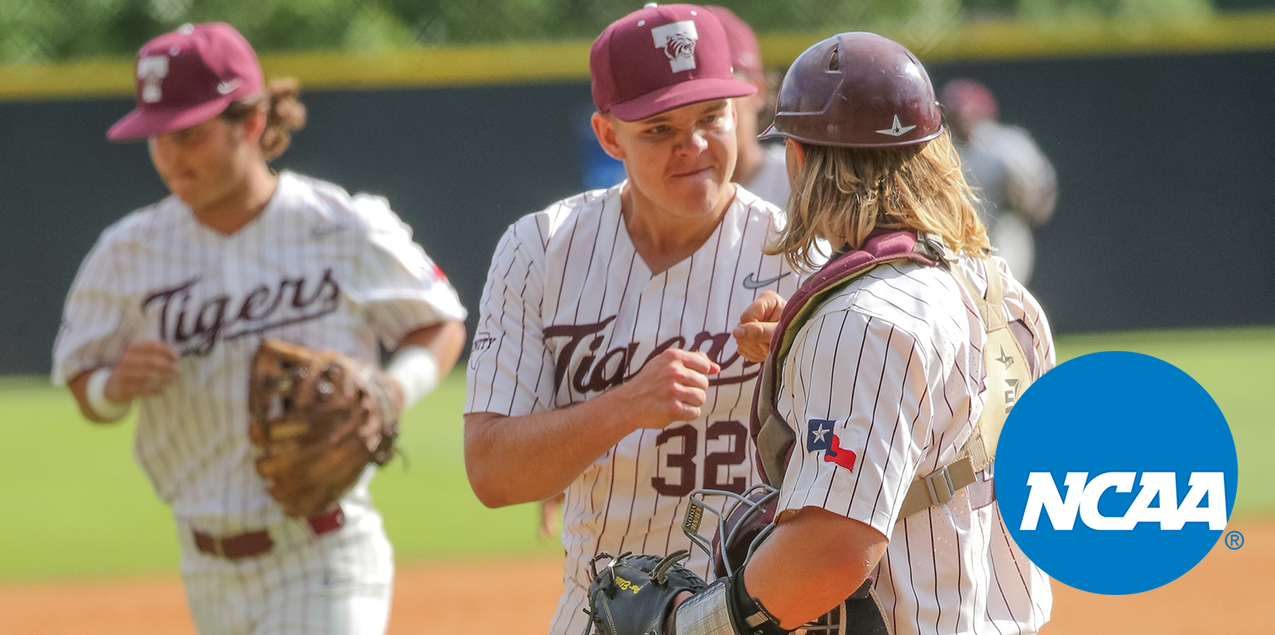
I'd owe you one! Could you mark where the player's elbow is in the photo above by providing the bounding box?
[463,413,521,508]
[466,463,522,509]
[809,548,872,593]
[785,508,886,589]
[464,453,506,509]
[468,475,512,509]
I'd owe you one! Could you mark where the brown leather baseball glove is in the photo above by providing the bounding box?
[248,338,402,519]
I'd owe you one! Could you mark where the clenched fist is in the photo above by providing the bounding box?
[610,348,720,429]
[733,290,785,363]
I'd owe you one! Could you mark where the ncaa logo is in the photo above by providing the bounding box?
[995,352,1237,595]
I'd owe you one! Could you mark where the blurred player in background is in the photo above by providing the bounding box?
[464,4,803,634]
[52,22,466,635]
[707,5,790,209]
[942,78,1057,285]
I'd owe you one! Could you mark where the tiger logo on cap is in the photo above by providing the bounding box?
[137,55,170,103]
[651,20,698,73]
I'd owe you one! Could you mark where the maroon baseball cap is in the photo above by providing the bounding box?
[590,3,757,122]
[705,6,762,80]
[940,78,1000,122]
[108,22,264,140]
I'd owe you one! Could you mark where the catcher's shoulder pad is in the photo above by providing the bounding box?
[751,230,940,489]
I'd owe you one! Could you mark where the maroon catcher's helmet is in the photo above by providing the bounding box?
[761,32,942,148]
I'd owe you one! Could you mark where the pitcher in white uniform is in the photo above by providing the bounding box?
[52,22,466,635]
[463,5,804,634]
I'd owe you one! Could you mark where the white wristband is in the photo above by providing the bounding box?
[386,345,440,411]
[86,367,132,421]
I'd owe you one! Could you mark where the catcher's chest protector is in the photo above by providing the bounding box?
[750,231,1031,520]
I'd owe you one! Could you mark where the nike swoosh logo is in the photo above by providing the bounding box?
[310,225,347,239]
[217,79,242,94]
[742,271,791,290]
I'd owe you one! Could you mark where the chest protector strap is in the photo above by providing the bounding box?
[893,256,1033,519]
[751,232,1033,521]
[750,230,942,489]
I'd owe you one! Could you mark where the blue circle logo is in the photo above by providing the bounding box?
[995,351,1237,595]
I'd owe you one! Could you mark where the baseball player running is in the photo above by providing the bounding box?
[665,33,1056,635]
[52,23,466,635]
[464,4,803,634]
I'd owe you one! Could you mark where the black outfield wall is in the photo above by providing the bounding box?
[2,48,1273,375]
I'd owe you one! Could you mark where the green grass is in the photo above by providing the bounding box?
[367,372,560,564]
[0,372,558,583]
[1,326,1272,582]
[0,376,180,580]
[1052,327,1275,514]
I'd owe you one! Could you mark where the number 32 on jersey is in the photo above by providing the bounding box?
[652,420,749,496]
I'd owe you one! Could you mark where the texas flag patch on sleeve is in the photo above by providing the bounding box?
[807,418,863,472]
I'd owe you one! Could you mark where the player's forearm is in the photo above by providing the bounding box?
[386,320,467,412]
[463,391,640,508]
[396,320,466,377]
[742,507,887,629]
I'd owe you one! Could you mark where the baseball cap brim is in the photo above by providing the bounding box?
[609,77,757,122]
[106,95,233,140]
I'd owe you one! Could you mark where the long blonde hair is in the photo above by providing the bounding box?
[770,130,989,272]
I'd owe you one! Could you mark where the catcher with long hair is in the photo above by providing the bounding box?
[586,32,1055,635]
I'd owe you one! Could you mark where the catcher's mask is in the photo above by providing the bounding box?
[682,484,888,635]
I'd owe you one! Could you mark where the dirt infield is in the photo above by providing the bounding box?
[3,520,1271,634]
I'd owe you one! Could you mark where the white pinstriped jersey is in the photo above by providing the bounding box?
[774,255,1053,635]
[465,183,801,635]
[52,171,466,534]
